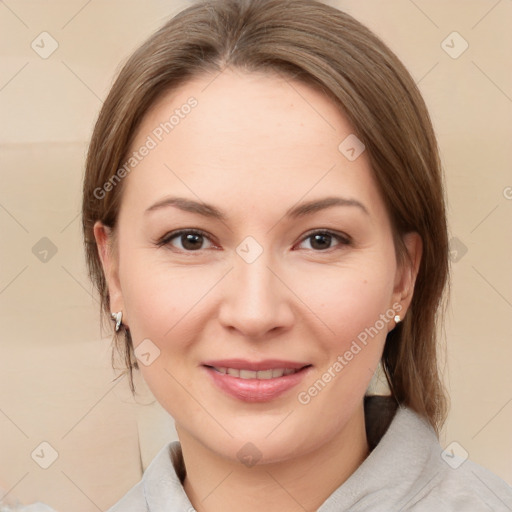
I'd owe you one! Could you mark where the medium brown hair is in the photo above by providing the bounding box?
[82,0,449,433]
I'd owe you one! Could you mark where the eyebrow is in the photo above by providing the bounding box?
[144,195,369,220]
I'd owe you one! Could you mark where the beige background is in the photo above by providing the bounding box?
[1,0,511,510]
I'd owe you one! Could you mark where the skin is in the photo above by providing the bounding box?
[94,68,421,512]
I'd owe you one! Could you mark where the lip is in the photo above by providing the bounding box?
[202,359,312,403]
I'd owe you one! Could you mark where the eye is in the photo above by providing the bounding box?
[157,229,216,251]
[297,230,351,251]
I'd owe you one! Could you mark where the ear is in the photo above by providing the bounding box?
[93,221,125,321]
[392,231,422,318]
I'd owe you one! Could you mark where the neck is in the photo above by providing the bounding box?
[179,403,369,512]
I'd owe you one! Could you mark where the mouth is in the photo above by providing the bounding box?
[202,360,312,402]
[207,366,303,379]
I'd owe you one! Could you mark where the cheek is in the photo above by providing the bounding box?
[119,261,207,413]
[120,253,216,341]
[293,258,396,347]
[292,268,395,438]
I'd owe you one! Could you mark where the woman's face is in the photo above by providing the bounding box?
[95,68,418,464]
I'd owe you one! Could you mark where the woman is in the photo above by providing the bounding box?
[6,0,509,510]
[84,0,512,510]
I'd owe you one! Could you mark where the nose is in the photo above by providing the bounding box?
[217,250,295,339]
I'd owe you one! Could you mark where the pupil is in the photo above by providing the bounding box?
[311,233,331,250]
[182,233,202,250]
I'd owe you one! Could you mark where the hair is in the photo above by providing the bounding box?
[82,0,449,433]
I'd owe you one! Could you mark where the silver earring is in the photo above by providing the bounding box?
[111,311,122,332]
[394,314,401,323]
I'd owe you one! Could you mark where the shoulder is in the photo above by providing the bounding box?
[106,480,147,512]
[408,457,512,511]
[388,407,512,511]
[321,402,512,511]
[105,440,193,512]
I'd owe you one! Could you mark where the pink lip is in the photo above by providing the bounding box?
[202,359,312,403]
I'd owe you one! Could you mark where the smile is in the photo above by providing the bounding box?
[202,360,312,402]
[210,367,300,379]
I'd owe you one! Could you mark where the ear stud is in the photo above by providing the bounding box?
[111,311,122,332]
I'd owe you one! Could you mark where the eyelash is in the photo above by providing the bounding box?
[155,228,352,253]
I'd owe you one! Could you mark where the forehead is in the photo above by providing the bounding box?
[119,68,385,221]
[140,69,350,152]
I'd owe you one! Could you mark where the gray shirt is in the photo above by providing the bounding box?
[107,404,512,511]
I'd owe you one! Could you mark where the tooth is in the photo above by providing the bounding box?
[256,369,273,380]
[240,369,258,379]
[219,367,298,379]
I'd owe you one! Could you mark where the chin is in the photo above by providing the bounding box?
[186,416,324,467]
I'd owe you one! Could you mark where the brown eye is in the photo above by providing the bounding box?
[310,233,333,250]
[180,232,205,251]
[297,230,351,251]
[158,229,214,251]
